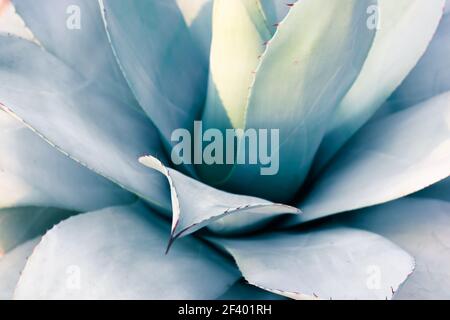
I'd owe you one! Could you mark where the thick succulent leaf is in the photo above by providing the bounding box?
[139,156,300,243]
[290,92,450,224]
[176,0,213,61]
[415,177,450,202]
[12,0,137,104]
[0,0,33,39]
[14,203,239,300]
[0,239,38,300]
[338,198,450,299]
[0,207,75,253]
[0,35,171,212]
[211,227,414,300]
[202,0,272,130]
[222,0,377,202]
[315,0,445,171]
[384,9,450,113]
[199,0,273,183]
[260,0,290,31]
[0,110,135,211]
[218,279,287,300]
[99,0,207,145]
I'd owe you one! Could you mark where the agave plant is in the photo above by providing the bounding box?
[0,0,449,300]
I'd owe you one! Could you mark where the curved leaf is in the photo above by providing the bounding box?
[0,35,171,212]
[14,203,239,300]
[0,239,38,300]
[99,0,207,145]
[202,0,272,130]
[260,0,290,30]
[415,177,450,202]
[139,156,300,244]
[384,12,450,113]
[218,279,286,300]
[0,110,135,211]
[0,207,75,253]
[176,0,213,61]
[315,0,445,171]
[290,91,450,224]
[12,0,137,105]
[339,198,450,299]
[211,227,414,300]
[199,0,273,183]
[222,0,377,202]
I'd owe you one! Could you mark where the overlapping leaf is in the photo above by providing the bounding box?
[199,0,273,183]
[218,280,286,300]
[176,0,213,61]
[99,0,207,147]
[1,0,448,302]
[315,0,445,171]
[0,207,74,253]
[0,35,171,213]
[289,92,450,224]
[13,0,137,105]
[260,0,290,31]
[14,203,239,299]
[338,197,450,299]
[0,110,134,212]
[384,10,450,113]
[222,0,377,202]
[211,227,414,300]
[140,156,300,242]
[415,177,450,202]
[0,239,38,300]
[203,0,272,130]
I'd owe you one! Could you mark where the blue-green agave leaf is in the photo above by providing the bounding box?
[0,35,171,213]
[383,10,450,113]
[0,207,75,254]
[203,0,272,131]
[291,92,450,224]
[223,0,377,202]
[315,0,445,171]
[259,0,290,31]
[218,279,287,300]
[211,227,414,300]
[339,197,450,299]
[0,239,39,300]
[12,0,137,105]
[13,203,239,299]
[199,0,273,183]
[139,156,300,243]
[0,111,134,212]
[176,0,213,61]
[99,0,207,146]
[415,177,450,202]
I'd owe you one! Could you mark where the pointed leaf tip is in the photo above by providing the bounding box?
[139,155,301,250]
